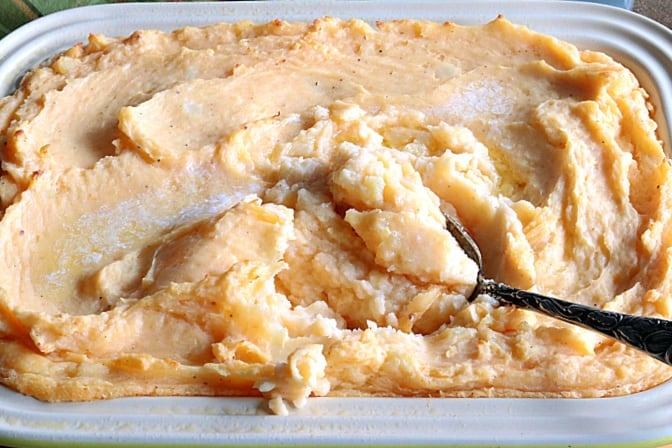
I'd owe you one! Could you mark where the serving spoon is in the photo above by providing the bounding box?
[443,213,672,366]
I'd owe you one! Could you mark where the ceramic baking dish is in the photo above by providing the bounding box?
[0,1,671,446]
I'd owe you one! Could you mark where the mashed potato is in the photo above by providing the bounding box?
[0,16,670,414]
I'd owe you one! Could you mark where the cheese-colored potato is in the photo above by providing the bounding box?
[0,17,670,413]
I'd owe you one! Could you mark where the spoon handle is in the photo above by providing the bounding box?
[481,279,672,366]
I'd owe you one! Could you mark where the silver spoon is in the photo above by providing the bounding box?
[443,212,672,366]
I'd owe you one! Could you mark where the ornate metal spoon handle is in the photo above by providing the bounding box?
[480,279,672,365]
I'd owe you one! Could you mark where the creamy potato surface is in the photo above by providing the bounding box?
[0,17,670,414]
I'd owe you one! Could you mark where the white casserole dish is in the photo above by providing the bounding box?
[0,1,671,446]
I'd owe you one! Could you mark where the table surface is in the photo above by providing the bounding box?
[633,0,671,28]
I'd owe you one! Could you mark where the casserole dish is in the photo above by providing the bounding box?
[0,1,670,446]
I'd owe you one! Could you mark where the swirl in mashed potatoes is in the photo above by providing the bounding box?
[0,16,670,414]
